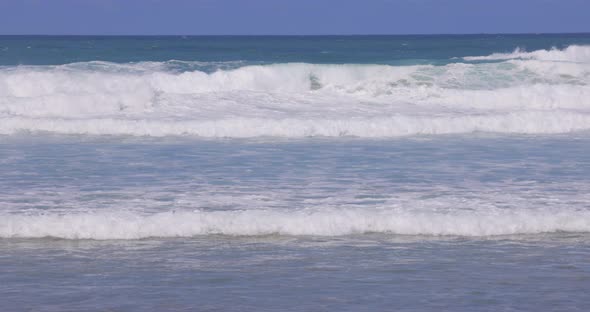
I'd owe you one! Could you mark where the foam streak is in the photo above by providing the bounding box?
[2,209,589,239]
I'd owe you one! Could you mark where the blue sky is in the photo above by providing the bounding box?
[0,0,588,35]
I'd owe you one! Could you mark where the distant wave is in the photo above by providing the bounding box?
[463,45,590,62]
[2,208,590,239]
[1,47,589,137]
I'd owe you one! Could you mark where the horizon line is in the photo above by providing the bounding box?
[1,32,590,37]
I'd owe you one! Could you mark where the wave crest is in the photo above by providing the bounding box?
[463,45,590,62]
[2,208,590,239]
[1,48,589,137]
[2,111,590,137]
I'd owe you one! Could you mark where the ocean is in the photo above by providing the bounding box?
[1,34,590,311]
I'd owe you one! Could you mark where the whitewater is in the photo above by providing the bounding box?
[2,43,590,241]
[1,45,589,137]
[3,207,590,239]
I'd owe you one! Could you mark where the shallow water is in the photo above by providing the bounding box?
[1,135,590,310]
[2,134,590,238]
[2,234,590,311]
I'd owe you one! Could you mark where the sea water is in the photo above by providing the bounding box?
[1,35,590,311]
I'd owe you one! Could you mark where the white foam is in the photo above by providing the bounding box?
[463,45,590,62]
[0,53,589,137]
[2,111,590,137]
[2,208,589,239]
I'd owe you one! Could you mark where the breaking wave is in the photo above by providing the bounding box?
[463,45,590,62]
[2,208,590,239]
[1,45,589,138]
[2,111,590,137]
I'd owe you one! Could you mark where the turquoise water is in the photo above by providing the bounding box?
[2,34,590,66]
[1,35,590,311]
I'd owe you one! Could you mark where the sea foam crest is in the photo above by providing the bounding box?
[2,111,590,137]
[463,45,590,62]
[0,48,589,137]
[1,208,590,239]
